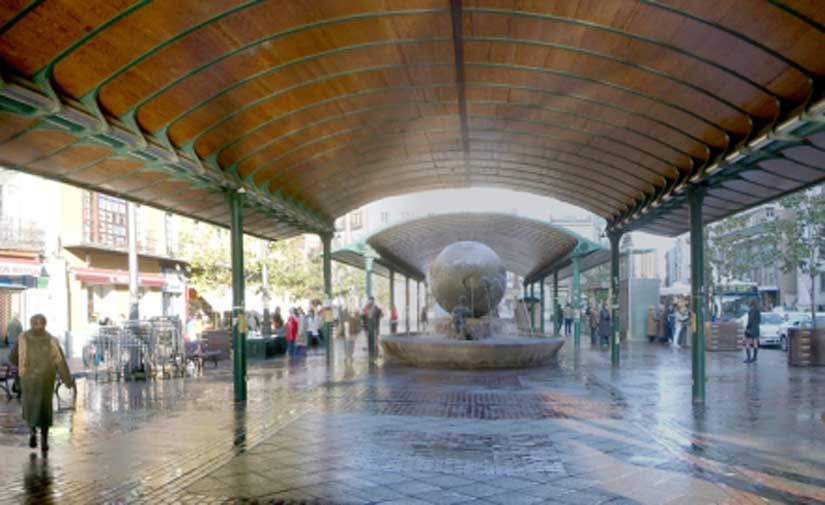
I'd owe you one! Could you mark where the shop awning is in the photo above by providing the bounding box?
[0,256,42,277]
[72,267,166,289]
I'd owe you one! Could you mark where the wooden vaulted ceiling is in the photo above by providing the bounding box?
[0,1,823,239]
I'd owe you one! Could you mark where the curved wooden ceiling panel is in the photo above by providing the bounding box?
[0,0,821,240]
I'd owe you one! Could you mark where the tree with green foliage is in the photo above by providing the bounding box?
[706,213,756,289]
[764,189,825,327]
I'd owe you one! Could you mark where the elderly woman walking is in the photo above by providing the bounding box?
[9,314,74,452]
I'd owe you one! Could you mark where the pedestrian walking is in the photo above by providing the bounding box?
[9,314,74,452]
[5,313,22,347]
[307,309,320,346]
[647,306,659,343]
[285,308,298,358]
[744,300,761,363]
[674,304,689,348]
[666,304,676,344]
[390,306,399,334]
[598,302,611,347]
[563,303,574,337]
[588,305,600,346]
[273,307,284,331]
[296,308,308,356]
[420,305,428,332]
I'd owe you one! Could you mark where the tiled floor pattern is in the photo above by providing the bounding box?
[1,339,824,504]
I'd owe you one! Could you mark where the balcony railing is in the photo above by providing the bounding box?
[0,219,45,251]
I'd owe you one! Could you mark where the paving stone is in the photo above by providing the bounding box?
[0,340,822,505]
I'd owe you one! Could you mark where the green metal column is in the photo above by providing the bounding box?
[405,276,411,334]
[572,256,581,347]
[322,233,333,361]
[389,269,395,334]
[365,256,374,298]
[553,270,559,336]
[365,254,375,357]
[609,230,622,366]
[416,281,421,332]
[688,185,707,404]
[539,278,545,334]
[228,189,246,402]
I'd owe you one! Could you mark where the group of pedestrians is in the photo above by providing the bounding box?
[585,303,612,346]
[284,304,324,358]
[660,303,691,348]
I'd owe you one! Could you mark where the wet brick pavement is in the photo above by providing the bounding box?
[1,337,824,504]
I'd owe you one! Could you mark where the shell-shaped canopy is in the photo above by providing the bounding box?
[0,1,823,239]
[364,212,600,280]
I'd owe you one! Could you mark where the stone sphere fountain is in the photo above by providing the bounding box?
[381,240,563,369]
[429,241,507,318]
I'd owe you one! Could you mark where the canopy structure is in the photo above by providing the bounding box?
[332,212,605,281]
[0,1,822,240]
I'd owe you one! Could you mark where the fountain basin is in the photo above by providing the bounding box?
[381,334,564,369]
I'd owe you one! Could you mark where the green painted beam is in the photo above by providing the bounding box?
[248,113,676,188]
[0,72,333,236]
[466,7,789,109]
[257,121,670,192]
[117,9,448,143]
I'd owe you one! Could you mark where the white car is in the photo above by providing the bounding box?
[737,312,785,347]
[777,313,812,352]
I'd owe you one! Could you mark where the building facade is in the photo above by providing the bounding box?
[0,169,189,346]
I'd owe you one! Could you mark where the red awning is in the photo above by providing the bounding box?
[72,267,165,289]
[0,255,41,277]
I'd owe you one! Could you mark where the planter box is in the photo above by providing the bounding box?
[788,328,825,366]
[705,321,742,351]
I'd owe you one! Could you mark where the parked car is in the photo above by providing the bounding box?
[738,312,785,347]
[776,313,812,351]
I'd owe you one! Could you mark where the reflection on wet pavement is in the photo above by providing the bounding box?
[0,338,824,504]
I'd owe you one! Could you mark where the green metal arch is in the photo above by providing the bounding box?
[159,37,451,140]
[304,153,643,206]
[321,170,623,219]
[181,60,733,165]
[281,150,641,212]
[465,7,787,105]
[467,36,758,123]
[239,105,686,184]
[222,96,698,178]
[115,8,449,136]
[642,0,818,78]
[321,166,624,218]
[248,114,674,187]
[767,0,825,33]
[202,80,712,171]
[267,135,659,199]
[153,0,795,154]
[270,149,654,211]
[261,127,669,192]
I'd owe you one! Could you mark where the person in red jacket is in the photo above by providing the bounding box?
[285,308,298,358]
[390,306,399,334]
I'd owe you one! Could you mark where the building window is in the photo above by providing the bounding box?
[821,272,825,292]
[380,211,389,225]
[84,192,128,248]
[335,217,345,231]
[349,211,363,230]
[165,213,177,257]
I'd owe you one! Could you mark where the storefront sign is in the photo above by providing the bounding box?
[0,258,41,277]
